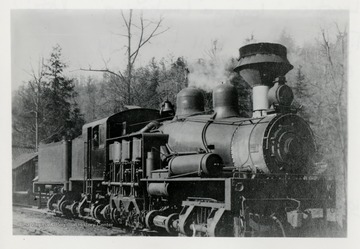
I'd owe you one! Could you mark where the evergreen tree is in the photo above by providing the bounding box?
[132,57,161,109]
[293,65,311,121]
[41,45,84,142]
[12,45,84,148]
[227,58,252,117]
[73,76,102,123]
[157,57,189,105]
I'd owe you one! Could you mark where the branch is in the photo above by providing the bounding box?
[80,68,125,82]
[121,10,130,29]
[100,52,112,68]
[113,32,129,38]
[320,28,340,91]
[130,16,169,65]
[130,13,145,66]
[40,126,65,143]
[320,28,334,67]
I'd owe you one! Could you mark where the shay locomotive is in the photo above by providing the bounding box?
[34,43,335,237]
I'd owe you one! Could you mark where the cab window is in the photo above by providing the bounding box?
[93,126,99,148]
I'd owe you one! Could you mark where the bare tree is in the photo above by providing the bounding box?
[315,26,347,228]
[81,10,169,105]
[204,39,223,63]
[13,58,46,150]
[244,33,256,45]
[319,27,347,166]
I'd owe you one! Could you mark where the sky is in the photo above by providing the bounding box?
[11,9,348,90]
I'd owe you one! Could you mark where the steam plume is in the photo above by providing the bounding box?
[188,57,233,91]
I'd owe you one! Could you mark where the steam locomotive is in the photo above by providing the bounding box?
[34,43,335,237]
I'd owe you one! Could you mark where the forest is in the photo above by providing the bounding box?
[12,11,347,228]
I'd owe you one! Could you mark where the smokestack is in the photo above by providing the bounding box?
[234,43,293,117]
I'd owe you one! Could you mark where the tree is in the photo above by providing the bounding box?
[12,45,85,149]
[73,76,103,123]
[12,58,47,149]
[188,40,227,91]
[292,66,311,122]
[132,57,161,109]
[81,10,169,109]
[277,29,297,54]
[227,58,252,117]
[157,57,189,105]
[244,33,256,45]
[292,26,347,228]
[121,10,169,105]
[41,45,84,142]
[205,39,223,64]
[317,26,347,228]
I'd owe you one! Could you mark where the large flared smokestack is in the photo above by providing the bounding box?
[234,43,293,117]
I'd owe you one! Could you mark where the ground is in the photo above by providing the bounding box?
[12,206,345,237]
[12,206,128,236]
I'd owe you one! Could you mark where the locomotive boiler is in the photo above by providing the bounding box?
[37,43,335,237]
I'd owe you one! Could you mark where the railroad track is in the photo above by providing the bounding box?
[13,205,131,236]
[13,203,35,208]
[13,223,56,235]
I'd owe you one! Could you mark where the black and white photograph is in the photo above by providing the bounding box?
[1,0,359,248]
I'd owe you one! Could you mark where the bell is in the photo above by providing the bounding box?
[160,100,175,116]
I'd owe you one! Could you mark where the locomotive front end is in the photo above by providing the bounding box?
[232,42,316,174]
[231,113,316,174]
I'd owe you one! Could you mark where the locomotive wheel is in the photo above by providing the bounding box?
[90,205,96,219]
[165,213,179,235]
[58,200,72,216]
[70,202,79,216]
[47,194,61,211]
[93,204,105,221]
[110,208,121,225]
[100,204,111,221]
[145,210,160,230]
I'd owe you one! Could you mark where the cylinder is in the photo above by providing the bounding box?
[148,183,170,196]
[153,215,167,228]
[138,121,160,133]
[132,138,142,161]
[176,88,205,117]
[145,211,179,235]
[121,140,131,162]
[146,151,155,178]
[168,153,223,176]
[253,85,269,117]
[213,83,239,119]
[113,142,121,163]
[109,143,113,161]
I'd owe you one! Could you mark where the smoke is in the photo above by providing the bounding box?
[187,56,234,91]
